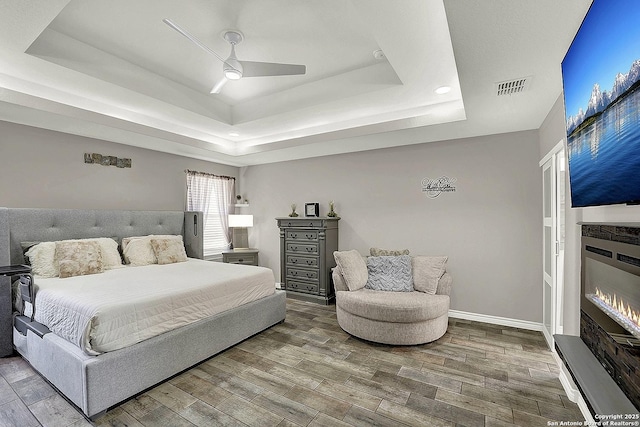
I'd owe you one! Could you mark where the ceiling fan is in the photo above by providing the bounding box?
[163,18,306,94]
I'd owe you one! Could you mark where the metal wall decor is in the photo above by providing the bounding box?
[84,153,132,168]
[421,176,457,199]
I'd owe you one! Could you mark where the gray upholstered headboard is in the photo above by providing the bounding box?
[0,208,203,265]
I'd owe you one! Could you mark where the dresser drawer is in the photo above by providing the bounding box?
[286,267,319,282]
[222,251,258,266]
[280,219,324,228]
[286,279,319,294]
[286,254,318,267]
[286,230,319,241]
[286,242,318,255]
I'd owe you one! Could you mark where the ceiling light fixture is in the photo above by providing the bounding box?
[435,86,451,95]
[223,57,243,79]
[228,131,240,137]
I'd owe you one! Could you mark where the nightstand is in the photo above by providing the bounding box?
[222,249,259,266]
[0,264,31,357]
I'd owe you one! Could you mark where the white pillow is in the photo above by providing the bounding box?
[25,238,121,276]
[123,235,185,266]
[333,250,368,291]
[86,238,122,270]
[123,237,157,266]
[412,256,448,294]
[25,242,58,278]
[122,234,177,254]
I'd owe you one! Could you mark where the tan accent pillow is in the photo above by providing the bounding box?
[151,237,188,265]
[55,240,104,278]
[333,250,368,291]
[370,247,410,256]
[25,242,58,278]
[412,256,448,294]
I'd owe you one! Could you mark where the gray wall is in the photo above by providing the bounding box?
[539,96,567,158]
[1,118,546,323]
[244,130,543,322]
[0,120,239,210]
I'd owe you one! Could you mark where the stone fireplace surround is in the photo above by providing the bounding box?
[555,224,640,418]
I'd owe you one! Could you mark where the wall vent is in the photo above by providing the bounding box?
[495,77,531,96]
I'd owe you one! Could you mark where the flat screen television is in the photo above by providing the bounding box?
[562,0,640,207]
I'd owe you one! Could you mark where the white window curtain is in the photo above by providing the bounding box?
[186,170,235,259]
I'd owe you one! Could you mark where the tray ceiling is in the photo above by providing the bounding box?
[0,0,591,165]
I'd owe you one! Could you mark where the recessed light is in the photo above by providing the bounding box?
[228,132,240,137]
[435,86,451,95]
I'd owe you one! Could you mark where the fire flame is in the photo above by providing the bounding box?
[594,287,640,329]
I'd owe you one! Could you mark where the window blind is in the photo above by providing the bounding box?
[186,171,235,259]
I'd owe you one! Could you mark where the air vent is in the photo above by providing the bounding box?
[495,77,531,96]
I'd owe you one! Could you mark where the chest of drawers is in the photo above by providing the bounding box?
[276,217,339,304]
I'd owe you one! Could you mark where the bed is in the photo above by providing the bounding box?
[0,207,286,419]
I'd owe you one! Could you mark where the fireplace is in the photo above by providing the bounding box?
[584,257,640,340]
[580,225,640,410]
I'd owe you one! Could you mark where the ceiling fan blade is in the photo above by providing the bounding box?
[210,77,228,94]
[162,18,227,64]
[239,61,306,78]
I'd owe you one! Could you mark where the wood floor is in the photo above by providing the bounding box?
[0,298,583,427]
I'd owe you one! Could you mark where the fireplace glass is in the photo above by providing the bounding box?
[585,258,640,341]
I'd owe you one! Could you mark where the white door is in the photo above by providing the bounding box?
[540,141,565,348]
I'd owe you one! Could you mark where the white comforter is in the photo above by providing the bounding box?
[32,259,275,355]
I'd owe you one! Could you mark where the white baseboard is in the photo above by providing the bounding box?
[448,309,544,332]
[558,366,580,402]
[558,368,595,423]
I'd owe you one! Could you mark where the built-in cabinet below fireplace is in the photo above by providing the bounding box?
[555,224,640,417]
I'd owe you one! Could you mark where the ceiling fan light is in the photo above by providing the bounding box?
[224,69,242,80]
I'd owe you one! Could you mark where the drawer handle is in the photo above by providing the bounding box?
[306,273,313,278]
[306,260,313,265]
[305,234,313,239]
[291,233,298,238]
[305,247,314,252]
[238,259,244,262]
[291,259,298,264]
[309,222,314,227]
[291,246,298,251]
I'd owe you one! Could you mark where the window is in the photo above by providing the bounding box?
[186,170,235,260]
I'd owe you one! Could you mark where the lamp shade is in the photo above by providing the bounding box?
[228,214,253,228]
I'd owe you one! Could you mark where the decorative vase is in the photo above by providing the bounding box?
[289,204,299,217]
[327,201,338,217]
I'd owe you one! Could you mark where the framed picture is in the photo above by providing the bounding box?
[305,203,319,217]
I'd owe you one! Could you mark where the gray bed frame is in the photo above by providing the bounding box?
[0,207,286,419]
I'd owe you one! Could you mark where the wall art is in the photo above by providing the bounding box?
[421,176,457,199]
[84,153,131,168]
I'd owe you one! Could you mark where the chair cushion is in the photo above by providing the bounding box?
[365,255,413,292]
[336,289,449,323]
[333,250,368,291]
[412,256,448,294]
